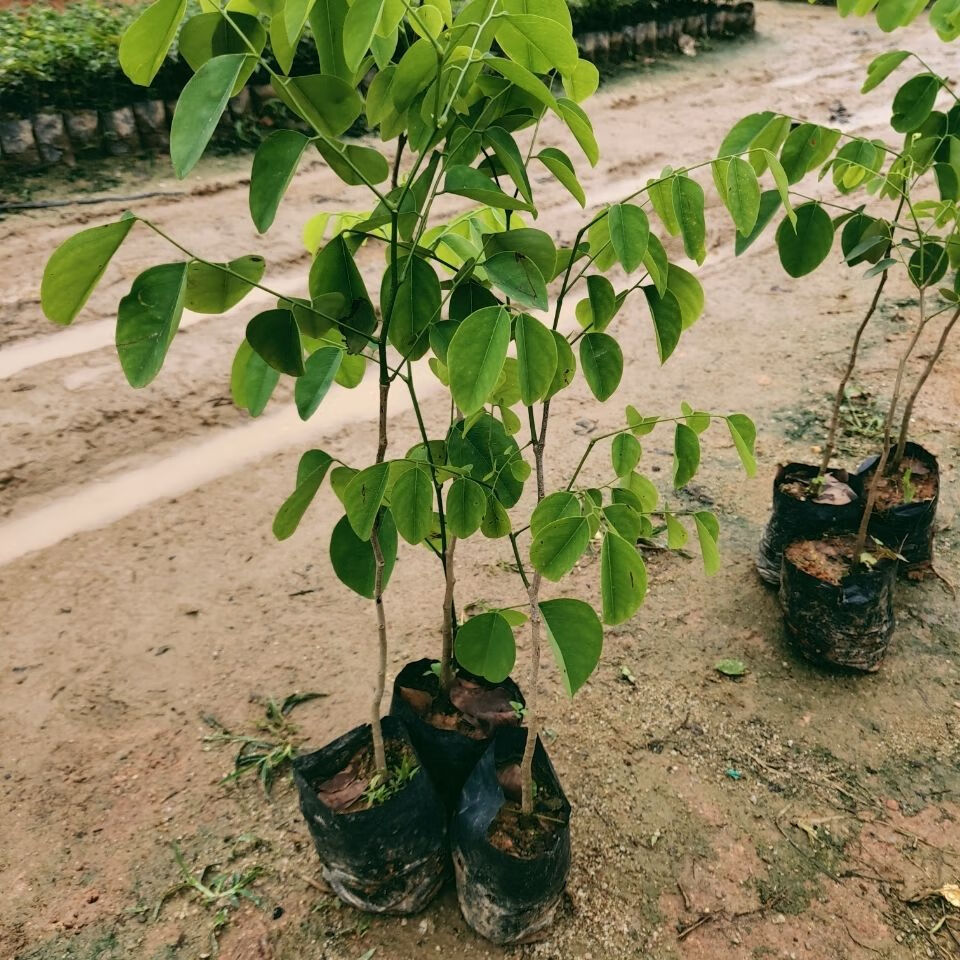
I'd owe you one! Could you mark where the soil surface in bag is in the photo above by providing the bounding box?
[756,462,860,585]
[856,443,940,577]
[292,716,447,915]
[390,658,523,810]
[452,728,571,945]
[780,536,896,672]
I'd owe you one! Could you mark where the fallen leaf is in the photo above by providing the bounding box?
[940,883,960,907]
[715,658,747,677]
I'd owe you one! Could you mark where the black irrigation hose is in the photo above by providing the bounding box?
[0,190,185,213]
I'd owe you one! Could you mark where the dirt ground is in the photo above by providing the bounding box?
[2,4,960,959]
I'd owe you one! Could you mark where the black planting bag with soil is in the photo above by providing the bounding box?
[292,715,447,914]
[451,727,570,945]
[855,442,939,577]
[780,538,896,672]
[389,658,524,811]
[756,462,861,585]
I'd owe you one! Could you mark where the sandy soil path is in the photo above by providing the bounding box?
[2,5,959,959]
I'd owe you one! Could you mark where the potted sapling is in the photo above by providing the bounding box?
[715,49,960,666]
[39,0,765,933]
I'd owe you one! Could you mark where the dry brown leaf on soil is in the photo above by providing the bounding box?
[904,884,960,907]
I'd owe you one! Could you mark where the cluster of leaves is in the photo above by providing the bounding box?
[717,52,960,312]
[41,0,759,738]
[830,0,960,41]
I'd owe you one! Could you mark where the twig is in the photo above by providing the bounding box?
[677,914,713,941]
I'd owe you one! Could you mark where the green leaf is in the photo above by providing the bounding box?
[496,13,578,75]
[611,432,641,477]
[273,450,333,539]
[623,471,658,511]
[391,37,437,112]
[330,510,397,598]
[644,287,683,364]
[908,242,949,287]
[447,413,524,507]
[41,219,135,326]
[531,491,580,535]
[776,202,834,278]
[309,0,351,81]
[579,332,623,402]
[891,74,940,133]
[119,0,186,86]
[246,308,304,376]
[171,54,248,178]
[831,139,881,193]
[626,405,658,437]
[578,274,616,332]
[665,513,687,549]
[178,12,264,93]
[603,503,642,542]
[447,477,486,538]
[284,0,317,45]
[250,131,311,233]
[343,0,384,69]
[486,56,559,111]
[673,422,700,488]
[546,331,576,398]
[480,494,512,538]
[693,510,720,575]
[759,148,796,227]
[274,75,363,138]
[608,203,649,273]
[863,50,910,93]
[726,414,757,477]
[447,305,511,415]
[876,0,927,31]
[647,171,680,235]
[383,256,441,360]
[483,126,534,205]
[667,264,704,330]
[671,175,707,265]
[295,346,342,419]
[316,139,390,186]
[444,166,534,211]
[455,612,516,683]
[184,255,265,313]
[724,156,761,236]
[231,340,279,417]
[483,228,557,282]
[345,463,390,540]
[643,233,669,295]
[556,98,599,166]
[540,598,602,696]
[391,465,434,544]
[779,123,841,184]
[115,263,188,388]
[562,58,600,103]
[309,235,375,353]
[530,516,590,581]
[484,252,547,309]
[735,189,782,255]
[536,147,585,206]
[600,531,647,625]
[514,313,558,404]
[717,111,776,158]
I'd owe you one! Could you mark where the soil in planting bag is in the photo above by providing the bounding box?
[756,462,861,586]
[389,658,524,812]
[780,536,896,672]
[292,715,447,914]
[855,442,939,578]
[451,727,570,945]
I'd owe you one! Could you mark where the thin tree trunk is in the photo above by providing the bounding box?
[519,571,542,815]
[820,199,904,475]
[520,408,548,814]
[819,270,889,475]
[370,528,388,773]
[439,535,458,692]
[853,294,930,559]
[893,305,960,467]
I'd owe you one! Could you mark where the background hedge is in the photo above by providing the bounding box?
[0,0,734,118]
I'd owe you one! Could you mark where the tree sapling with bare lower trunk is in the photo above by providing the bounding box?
[40,0,767,938]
